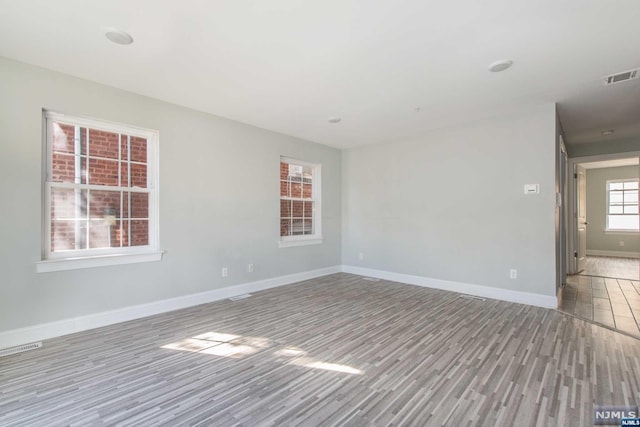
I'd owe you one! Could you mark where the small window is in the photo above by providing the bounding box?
[39,111,161,271]
[279,157,322,247]
[606,179,639,231]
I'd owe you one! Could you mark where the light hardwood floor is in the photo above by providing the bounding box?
[1,273,640,426]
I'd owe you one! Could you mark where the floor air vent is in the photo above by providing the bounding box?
[0,341,43,358]
[459,295,486,301]
[229,294,252,301]
[603,68,639,86]
[362,277,380,282]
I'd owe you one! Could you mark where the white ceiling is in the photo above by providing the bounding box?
[0,0,639,149]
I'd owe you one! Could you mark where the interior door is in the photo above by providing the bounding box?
[576,164,587,272]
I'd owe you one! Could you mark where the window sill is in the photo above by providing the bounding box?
[36,251,164,273]
[278,237,324,248]
[604,229,639,235]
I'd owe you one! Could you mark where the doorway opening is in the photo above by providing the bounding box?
[559,153,640,337]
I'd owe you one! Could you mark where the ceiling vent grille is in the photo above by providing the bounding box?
[603,68,639,86]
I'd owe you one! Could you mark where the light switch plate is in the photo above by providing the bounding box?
[524,184,540,195]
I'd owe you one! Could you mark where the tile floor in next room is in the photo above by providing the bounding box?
[558,274,640,337]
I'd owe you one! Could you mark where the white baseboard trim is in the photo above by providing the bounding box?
[0,265,341,350]
[586,249,640,259]
[341,265,558,309]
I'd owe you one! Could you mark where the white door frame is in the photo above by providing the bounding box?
[567,150,640,274]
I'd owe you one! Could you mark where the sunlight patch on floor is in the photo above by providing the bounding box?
[289,357,363,374]
[274,346,307,357]
[161,338,219,353]
[162,332,364,374]
[162,331,270,358]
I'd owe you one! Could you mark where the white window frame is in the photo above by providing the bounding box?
[605,178,639,233]
[279,156,323,248]
[37,111,163,272]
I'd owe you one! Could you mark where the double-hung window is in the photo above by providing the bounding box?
[279,157,322,247]
[38,111,161,272]
[606,179,639,232]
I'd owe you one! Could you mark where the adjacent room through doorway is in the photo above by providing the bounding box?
[559,156,640,337]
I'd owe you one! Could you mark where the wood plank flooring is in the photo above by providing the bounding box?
[2,273,640,426]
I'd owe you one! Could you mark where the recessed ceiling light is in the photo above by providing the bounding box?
[601,129,614,136]
[105,30,134,45]
[488,59,513,72]
[328,117,342,123]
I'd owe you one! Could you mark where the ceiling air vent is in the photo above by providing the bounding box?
[603,68,639,86]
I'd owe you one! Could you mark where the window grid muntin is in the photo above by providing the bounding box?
[44,111,157,258]
[279,159,318,238]
[606,179,639,231]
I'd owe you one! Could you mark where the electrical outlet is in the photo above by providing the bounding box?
[248,263,254,273]
[221,267,229,277]
[510,269,517,279]
[358,252,364,261]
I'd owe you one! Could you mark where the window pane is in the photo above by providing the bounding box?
[610,191,623,203]
[302,219,313,235]
[280,199,291,217]
[129,136,147,163]
[51,220,87,251]
[292,201,304,218]
[46,112,158,258]
[280,219,291,237]
[89,219,115,249]
[609,215,639,230]
[130,220,149,246]
[88,158,119,186]
[88,129,119,159]
[609,182,624,190]
[51,187,86,220]
[120,136,129,161]
[280,162,289,180]
[280,180,290,197]
[610,205,623,214]
[291,219,305,235]
[52,123,86,154]
[130,192,149,218]
[89,190,121,220]
[625,205,639,214]
[302,166,313,183]
[291,182,302,198]
[117,220,129,247]
[303,201,313,218]
[279,158,319,241]
[288,164,303,179]
[120,163,129,187]
[130,163,147,188]
[51,153,87,184]
[302,183,312,199]
[625,191,638,203]
[623,181,639,190]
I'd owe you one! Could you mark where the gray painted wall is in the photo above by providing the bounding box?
[342,104,558,297]
[0,57,341,332]
[586,165,640,254]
